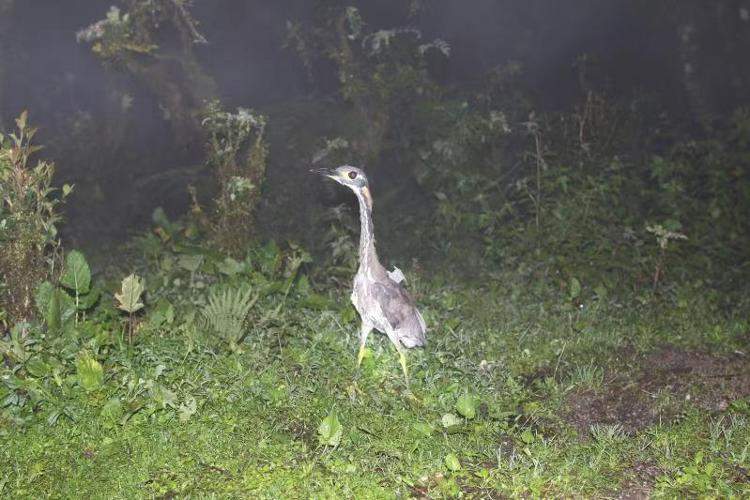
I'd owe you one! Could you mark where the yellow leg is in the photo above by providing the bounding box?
[357,344,367,367]
[357,323,372,368]
[398,349,410,388]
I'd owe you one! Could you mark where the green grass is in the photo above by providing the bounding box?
[1,243,749,498]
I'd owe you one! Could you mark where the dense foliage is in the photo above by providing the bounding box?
[0,112,71,326]
[202,101,269,254]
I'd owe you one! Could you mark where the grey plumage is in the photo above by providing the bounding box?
[313,165,426,384]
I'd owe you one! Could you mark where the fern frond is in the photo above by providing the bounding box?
[202,286,257,344]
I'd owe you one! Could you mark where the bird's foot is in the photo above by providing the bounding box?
[398,351,410,389]
[356,344,367,367]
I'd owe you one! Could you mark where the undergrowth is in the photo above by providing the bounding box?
[1,225,748,496]
[0,112,71,325]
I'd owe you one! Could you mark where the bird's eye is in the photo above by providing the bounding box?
[348,171,358,180]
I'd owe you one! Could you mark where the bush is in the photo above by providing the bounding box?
[202,101,268,256]
[0,112,71,326]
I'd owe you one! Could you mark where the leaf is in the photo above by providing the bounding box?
[217,257,245,276]
[100,398,123,423]
[16,110,28,130]
[60,250,91,295]
[57,290,77,326]
[317,410,343,447]
[115,274,145,314]
[256,240,281,275]
[178,254,204,273]
[444,453,461,471]
[152,206,171,229]
[295,274,312,296]
[414,422,434,437]
[35,281,54,311]
[569,277,581,300]
[521,429,535,444]
[178,396,198,422]
[77,287,101,310]
[25,357,50,378]
[62,183,74,197]
[148,299,174,328]
[441,413,462,428]
[36,282,75,332]
[75,353,103,391]
[150,384,177,410]
[456,393,479,420]
[35,281,57,329]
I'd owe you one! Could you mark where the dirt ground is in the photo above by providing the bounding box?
[565,345,750,498]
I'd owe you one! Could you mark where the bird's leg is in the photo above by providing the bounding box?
[396,345,410,388]
[357,322,372,367]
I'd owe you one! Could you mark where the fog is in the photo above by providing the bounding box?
[1,1,747,248]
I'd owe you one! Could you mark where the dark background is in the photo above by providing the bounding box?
[1,0,748,247]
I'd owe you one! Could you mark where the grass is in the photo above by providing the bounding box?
[1,239,749,498]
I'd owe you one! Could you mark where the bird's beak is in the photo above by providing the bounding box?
[310,167,337,180]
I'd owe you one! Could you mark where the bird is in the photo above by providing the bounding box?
[312,165,426,385]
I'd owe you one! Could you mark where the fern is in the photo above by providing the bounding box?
[202,286,258,347]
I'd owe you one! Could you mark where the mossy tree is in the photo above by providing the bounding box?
[77,0,216,151]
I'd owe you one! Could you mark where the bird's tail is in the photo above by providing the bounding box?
[400,310,427,348]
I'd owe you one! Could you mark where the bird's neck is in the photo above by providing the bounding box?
[355,187,380,270]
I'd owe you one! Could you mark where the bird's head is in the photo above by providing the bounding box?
[312,165,372,210]
[311,165,368,190]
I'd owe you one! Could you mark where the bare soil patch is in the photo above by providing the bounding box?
[565,346,750,436]
[616,461,664,500]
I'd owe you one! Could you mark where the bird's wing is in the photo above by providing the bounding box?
[387,266,406,284]
[370,280,416,331]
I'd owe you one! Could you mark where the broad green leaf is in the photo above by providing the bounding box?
[150,384,178,410]
[75,353,103,391]
[115,274,145,313]
[25,357,50,378]
[178,396,198,422]
[456,393,479,420]
[441,413,462,428]
[148,299,174,328]
[36,281,58,330]
[444,453,461,471]
[414,422,434,437]
[178,254,204,273]
[57,290,77,325]
[77,287,100,310]
[317,410,343,447]
[521,429,535,444]
[217,257,245,276]
[100,398,123,423]
[61,250,91,294]
[36,282,75,332]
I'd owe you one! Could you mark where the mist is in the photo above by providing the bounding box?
[3,1,745,248]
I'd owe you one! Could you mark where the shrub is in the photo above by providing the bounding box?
[0,112,71,325]
[202,100,268,255]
